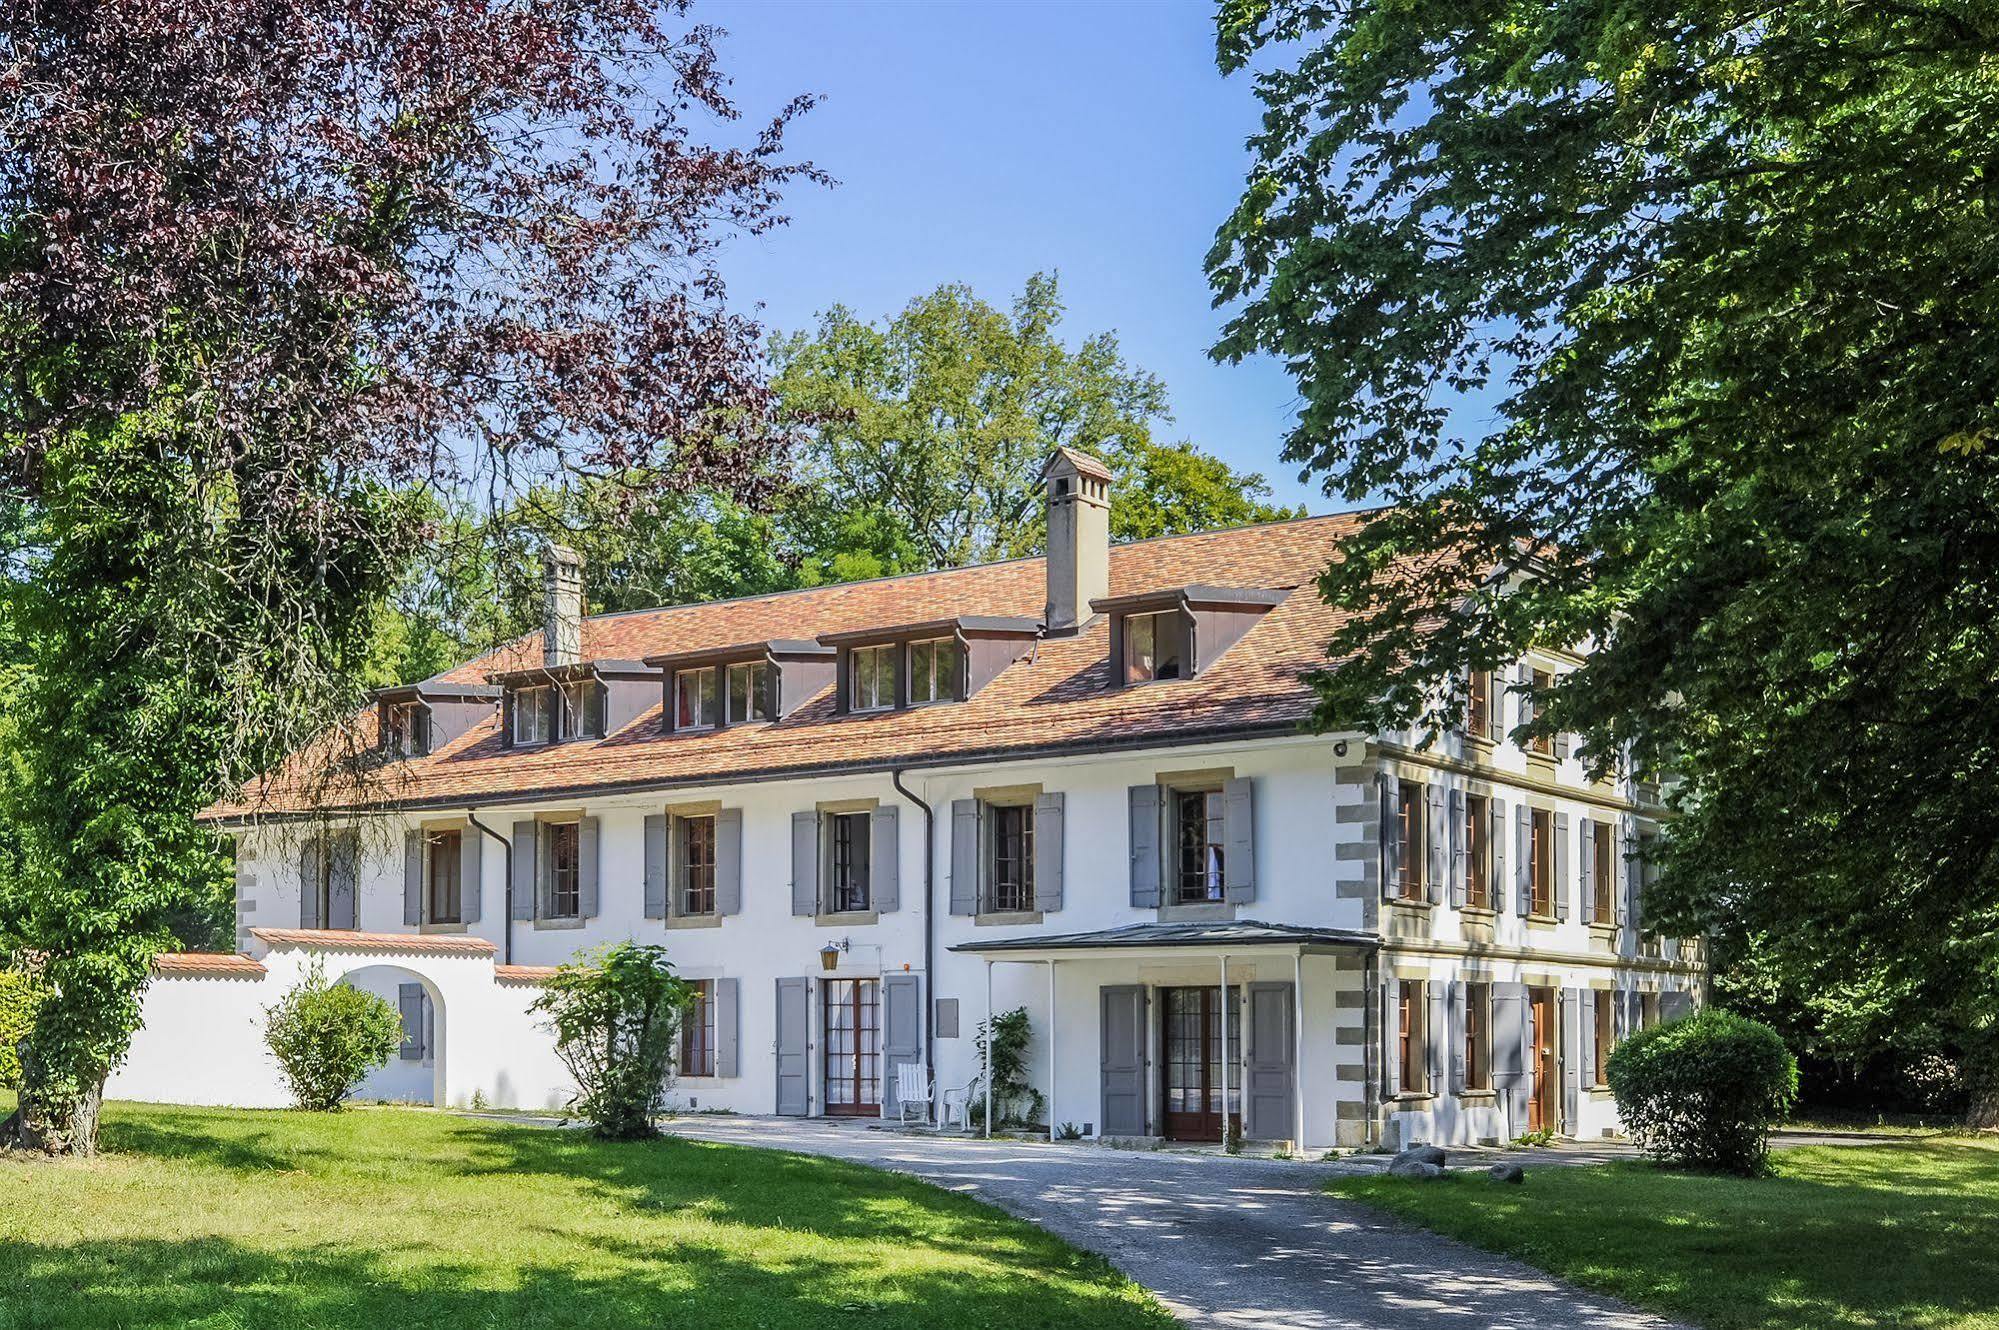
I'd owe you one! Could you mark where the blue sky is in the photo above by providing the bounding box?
[702,0,1324,510]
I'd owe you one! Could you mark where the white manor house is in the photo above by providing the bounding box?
[115,449,1702,1151]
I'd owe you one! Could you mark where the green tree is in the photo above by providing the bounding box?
[1209,3,1999,1116]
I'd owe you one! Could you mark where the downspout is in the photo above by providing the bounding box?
[465,810,513,966]
[891,766,936,1122]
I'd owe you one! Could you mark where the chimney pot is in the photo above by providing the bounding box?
[543,544,584,667]
[1042,448,1112,635]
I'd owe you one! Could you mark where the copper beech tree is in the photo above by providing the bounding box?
[0,0,817,1152]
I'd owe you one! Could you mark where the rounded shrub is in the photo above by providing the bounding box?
[1607,1006,1798,1175]
[264,961,404,1111]
[531,942,690,1139]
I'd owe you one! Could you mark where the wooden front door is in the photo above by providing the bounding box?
[1160,986,1240,1142]
[823,978,880,1116]
[1528,986,1557,1133]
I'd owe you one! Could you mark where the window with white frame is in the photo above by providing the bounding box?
[674,667,718,730]
[1123,610,1188,683]
[383,701,426,757]
[559,680,604,740]
[907,637,960,705]
[512,686,554,745]
[726,660,772,723]
[850,644,894,712]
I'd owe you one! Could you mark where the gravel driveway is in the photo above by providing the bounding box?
[657,1116,1688,1330]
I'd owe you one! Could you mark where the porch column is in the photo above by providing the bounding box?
[983,958,993,1140]
[1046,960,1057,1143]
[1219,953,1230,1139]
[1293,948,1307,1152]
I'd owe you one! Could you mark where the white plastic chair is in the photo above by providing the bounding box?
[941,1072,985,1132]
[894,1062,932,1125]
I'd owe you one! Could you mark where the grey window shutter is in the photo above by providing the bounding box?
[1447,789,1467,908]
[791,809,820,916]
[1222,776,1254,903]
[1488,797,1507,908]
[1555,727,1572,761]
[403,829,423,926]
[299,838,322,929]
[1485,672,1504,742]
[578,816,601,917]
[1447,980,1466,1094]
[716,808,743,915]
[1554,812,1573,921]
[1516,663,1536,736]
[643,813,668,919]
[399,983,424,1060]
[1614,822,1630,935]
[328,832,358,930]
[1514,804,1532,915]
[1491,982,1528,1128]
[511,821,537,921]
[872,804,900,913]
[1562,988,1584,1131]
[1377,773,1399,902]
[715,977,740,1078]
[1128,784,1162,908]
[1381,979,1399,1097]
[949,799,979,915]
[1426,981,1447,1094]
[1033,790,1064,912]
[460,827,481,924]
[1579,818,1596,921]
[1581,993,1598,1087]
[1424,783,1446,904]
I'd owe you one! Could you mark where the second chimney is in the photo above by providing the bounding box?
[1042,448,1112,635]
[543,543,585,667]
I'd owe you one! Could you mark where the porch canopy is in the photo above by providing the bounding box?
[951,921,1379,1144]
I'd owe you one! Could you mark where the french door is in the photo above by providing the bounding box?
[1160,986,1240,1142]
[1528,987,1557,1134]
[822,978,881,1117]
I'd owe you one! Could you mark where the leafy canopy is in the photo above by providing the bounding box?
[1210,1,1999,1099]
[532,942,692,1139]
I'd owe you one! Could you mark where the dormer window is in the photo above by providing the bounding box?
[1124,610,1189,683]
[560,681,604,740]
[726,660,773,723]
[850,644,896,712]
[674,667,719,730]
[382,701,428,757]
[907,637,962,706]
[512,685,554,745]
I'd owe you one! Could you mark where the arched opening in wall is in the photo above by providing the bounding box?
[335,964,446,1107]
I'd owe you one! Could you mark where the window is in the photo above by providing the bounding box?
[512,686,553,745]
[383,701,426,757]
[850,644,895,712]
[1591,820,1615,924]
[1530,808,1553,916]
[559,681,603,740]
[1464,793,1490,910]
[726,661,772,723]
[426,830,462,924]
[907,637,960,705]
[544,820,581,919]
[827,811,872,913]
[1465,981,1491,1091]
[1637,831,1661,955]
[1465,670,1491,737]
[1123,610,1188,683]
[1174,788,1226,904]
[678,814,716,916]
[674,667,718,730]
[679,980,714,1077]
[1398,979,1426,1094]
[1593,990,1614,1085]
[309,844,334,927]
[988,803,1035,913]
[1395,783,1424,901]
[1528,669,1554,755]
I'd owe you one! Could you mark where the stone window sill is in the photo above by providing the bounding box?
[419,921,468,934]
[1387,1092,1437,1105]
[975,910,1043,927]
[1458,905,1498,920]
[666,913,722,930]
[816,909,879,928]
[534,916,584,931]
[1458,1089,1499,1101]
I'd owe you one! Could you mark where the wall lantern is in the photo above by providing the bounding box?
[819,940,843,972]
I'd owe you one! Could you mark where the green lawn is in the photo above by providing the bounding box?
[0,1097,1170,1329]
[1332,1138,1999,1330]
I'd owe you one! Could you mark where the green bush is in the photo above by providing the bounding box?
[263,962,403,1111]
[1607,1006,1798,1175]
[531,942,689,1139]
[971,1006,1044,1129]
[0,968,43,1089]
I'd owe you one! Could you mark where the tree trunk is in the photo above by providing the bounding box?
[2,1047,105,1156]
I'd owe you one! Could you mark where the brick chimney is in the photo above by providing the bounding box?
[542,544,584,667]
[1042,448,1112,635]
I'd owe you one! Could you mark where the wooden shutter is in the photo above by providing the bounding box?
[1447,980,1466,1093]
[1488,797,1507,909]
[1425,783,1446,905]
[714,977,740,1078]
[1579,818,1596,921]
[578,816,601,917]
[1378,773,1400,902]
[510,821,537,921]
[1514,804,1531,915]
[1381,980,1400,1097]
[1033,790,1064,913]
[1516,663,1535,734]
[1426,981,1447,1094]
[1485,671,1504,742]
[460,827,482,924]
[1562,988,1584,1132]
[299,838,322,928]
[1128,784,1162,908]
[1223,776,1254,903]
[1447,788,1467,908]
[643,813,668,920]
[1581,992,1598,1088]
[716,808,743,915]
[1614,821,1630,936]
[328,832,358,930]
[398,983,425,1060]
[791,810,819,917]
[1555,727,1572,762]
[1554,812,1572,922]
[403,829,423,926]
[949,799,979,915]
[872,804,900,913]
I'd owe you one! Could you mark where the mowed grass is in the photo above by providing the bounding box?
[1332,1137,1999,1330]
[0,1096,1171,1330]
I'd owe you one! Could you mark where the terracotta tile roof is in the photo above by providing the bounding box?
[494,964,560,985]
[249,927,498,956]
[212,512,1377,818]
[151,951,267,978]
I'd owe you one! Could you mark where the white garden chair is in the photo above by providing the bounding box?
[941,1072,985,1132]
[894,1061,932,1126]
